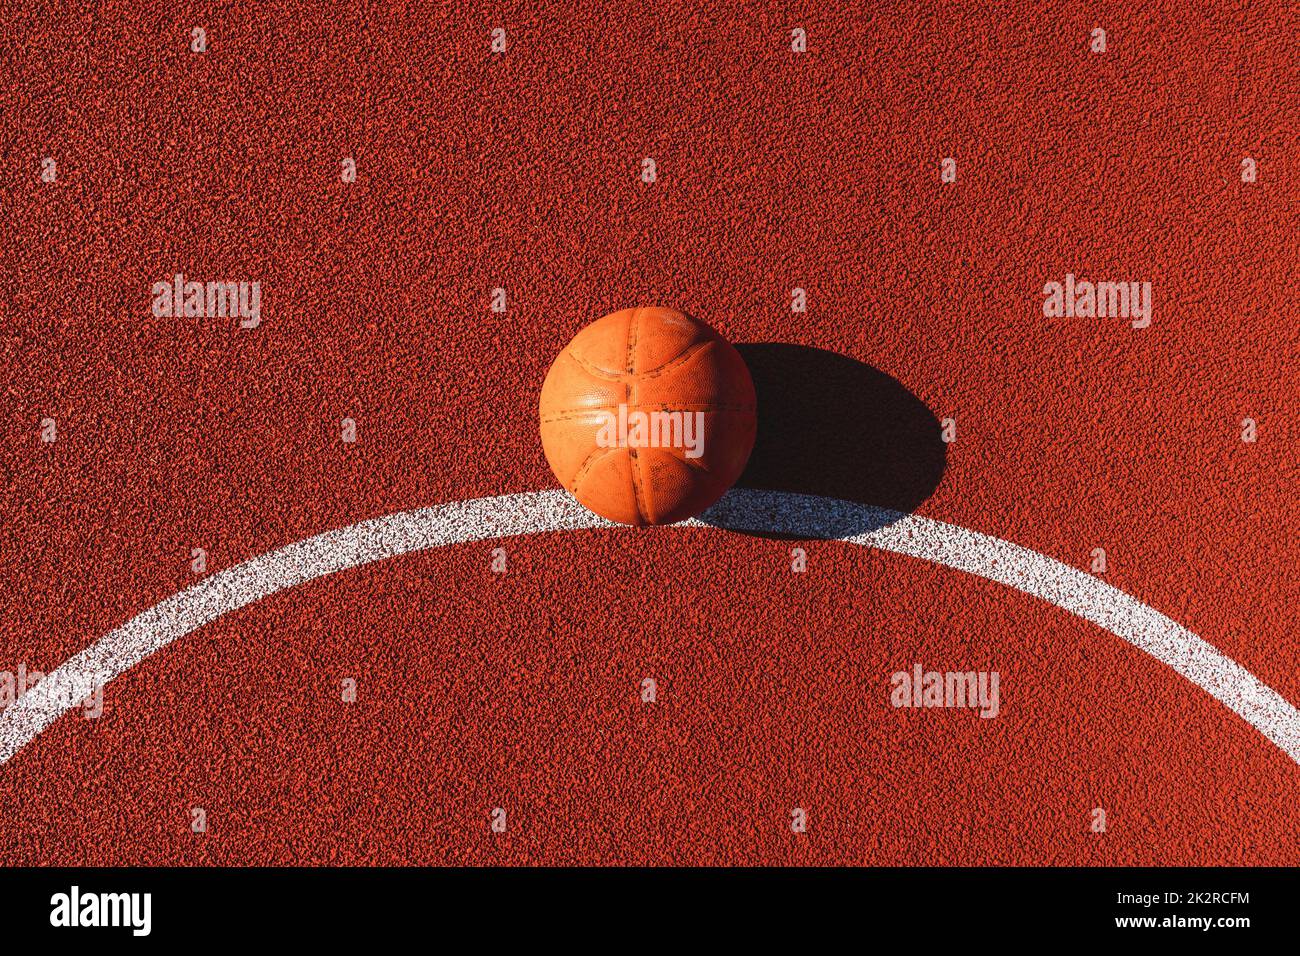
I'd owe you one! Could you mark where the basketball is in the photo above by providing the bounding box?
[539,307,757,525]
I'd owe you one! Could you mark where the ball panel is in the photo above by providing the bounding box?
[636,448,731,525]
[633,339,758,411]
[565,308,636,375]
[628,307,712,374]
[539,413,615,491]
[689,407,758,481]
[572,446,645,525]
[539,349,627,419]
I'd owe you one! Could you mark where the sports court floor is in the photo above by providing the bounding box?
[1,2,1296,865]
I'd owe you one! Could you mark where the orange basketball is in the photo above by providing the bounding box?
[539,307,758,525]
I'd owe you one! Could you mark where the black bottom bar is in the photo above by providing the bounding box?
[0,867,1292,943]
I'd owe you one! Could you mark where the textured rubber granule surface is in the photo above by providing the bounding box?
[0,1,1297,864]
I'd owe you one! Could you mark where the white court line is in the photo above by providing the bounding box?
[2,489,1297,767]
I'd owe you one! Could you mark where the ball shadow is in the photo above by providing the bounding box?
[699,344,947,539]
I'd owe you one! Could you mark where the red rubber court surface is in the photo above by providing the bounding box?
[1,1,1297,865]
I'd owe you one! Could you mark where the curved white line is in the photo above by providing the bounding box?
[2,489,1297,767]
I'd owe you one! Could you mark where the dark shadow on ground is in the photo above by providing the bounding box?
[698,344,947,540]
